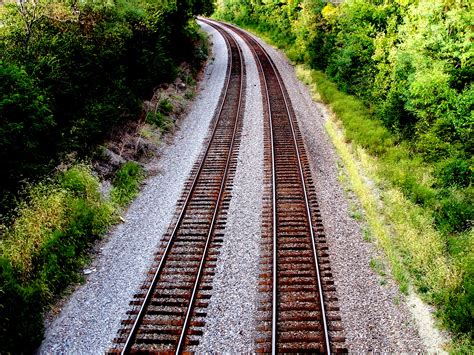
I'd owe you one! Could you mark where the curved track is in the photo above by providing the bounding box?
[205,20,346,353]
[111,22,245,354]
[112,19,345,354]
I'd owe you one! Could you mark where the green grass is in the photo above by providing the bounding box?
[146,111,174,132]
[159,99,173,115]
[110,161,145,207]
[370,258,386,277]
[297,64,473,349]
[0,164,115,353]
[0,161,145,353]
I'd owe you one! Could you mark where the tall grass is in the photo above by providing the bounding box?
[111,161,145,207]
[0,162,145,353]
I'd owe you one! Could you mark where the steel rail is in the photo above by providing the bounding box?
[175,21,244,353]
[216,20,332,354]
[207,19,279,355]
[120,21,240,355]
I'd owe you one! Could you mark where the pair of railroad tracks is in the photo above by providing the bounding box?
[221,22,346,354]
[111,19,345,354]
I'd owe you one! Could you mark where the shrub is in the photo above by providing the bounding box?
[435,158,473,188]
[433,188,474,233]
[110,161,144,207]
[0,61,55,195]
[0,258,45,354]
[442,267,474,336]
[0,165,114,353]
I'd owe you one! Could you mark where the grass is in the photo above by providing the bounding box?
[0,164,116,352]
[110,161,145,207]
[0,161,145,353]
[296,64,472,349]
[370,258,387,277]
[324,114,411,293]
[146,111,174,132]
[362,228,372,242]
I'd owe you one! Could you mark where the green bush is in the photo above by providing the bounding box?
[0,258,45,354]
[435,158,473,188]
[0,165,114,353]
[111,161,144,207]
[443,276,473,337]
[441,233,474,337]
[0,0,212,207]
[0,61,55,195]
[434,188,474,233]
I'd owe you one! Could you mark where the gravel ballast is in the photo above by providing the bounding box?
[38,22,228,353]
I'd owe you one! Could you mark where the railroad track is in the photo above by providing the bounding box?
[211,21,347,353]
[111,21,245,353]
[112,18,345,353]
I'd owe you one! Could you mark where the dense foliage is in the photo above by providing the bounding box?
[217,0,472,194]
[0,165,116,353]
[215,0,473,345]
[0,0,213,352]
[0,0,212,210]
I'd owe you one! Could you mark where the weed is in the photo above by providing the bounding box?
[370,258,386,277]
[146,111,174,132]
[110,162,145,207]
[362,228,372,242]
[393,295,401,305]
[159,99,173,115]
[349,202,362,220]
[184,75,196,86]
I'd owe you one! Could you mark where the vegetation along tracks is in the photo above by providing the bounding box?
[110,21,245,353]
[214,21,347,353]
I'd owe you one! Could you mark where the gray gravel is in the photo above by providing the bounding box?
[38,21,228,354]
[248,31,426,351]
[190,24,264,352]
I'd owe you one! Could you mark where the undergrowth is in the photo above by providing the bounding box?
[297,65,473,351]
[0,162,144,353]
[111,162,145,207]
